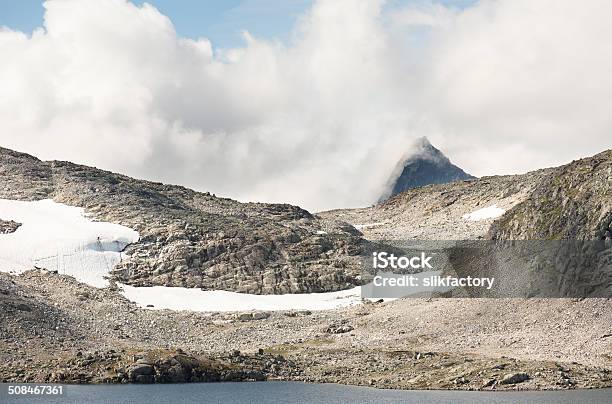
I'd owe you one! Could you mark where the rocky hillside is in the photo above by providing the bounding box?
[483,150,612,298]
[381,137,475,200]
[323,170,551,240]
[490,149,612,240]
[0,147,365,294]
[325,148,612,242]
[323,149,612,298]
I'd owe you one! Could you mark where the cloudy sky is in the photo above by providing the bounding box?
[1,0,611,212]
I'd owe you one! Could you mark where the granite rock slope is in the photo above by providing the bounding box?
[489,149,612,240]
[0,147,364,294]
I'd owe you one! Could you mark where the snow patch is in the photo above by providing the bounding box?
[462,205,506,221]
[0,199,139,287]
[353,222,386,230]
[120,284,364,312]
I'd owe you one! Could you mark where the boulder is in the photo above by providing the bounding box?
[252,312,270,320]
[237,313,253,321]
[500,372,529,384]
[128,364,154,382]
[326,323,354,334]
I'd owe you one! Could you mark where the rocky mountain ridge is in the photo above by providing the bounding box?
[322,149,612,299]
[1,146,611,296]
[0,147,364,294]
[326,149,612,242]
[489,149,612,240]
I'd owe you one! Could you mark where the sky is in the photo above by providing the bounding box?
[0,0,611,212]
[3,0,307,48]
[0,0,475,47]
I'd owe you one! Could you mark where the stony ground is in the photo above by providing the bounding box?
[1,270,610,390]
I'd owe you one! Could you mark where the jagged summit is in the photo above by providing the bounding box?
[382,137,475,200]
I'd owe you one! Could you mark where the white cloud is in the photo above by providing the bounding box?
[1,0,611,211]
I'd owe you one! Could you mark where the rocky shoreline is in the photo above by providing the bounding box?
[4,343,611,391]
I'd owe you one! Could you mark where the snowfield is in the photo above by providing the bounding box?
[462,205,506,221]
[353,222,386,230]
[120,284,363,312]
[0,199,139,287]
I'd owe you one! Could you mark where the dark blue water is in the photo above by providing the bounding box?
[2,382,611,404]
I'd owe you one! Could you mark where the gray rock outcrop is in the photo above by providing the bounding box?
[0,219,21,234]
[0,147,365,294]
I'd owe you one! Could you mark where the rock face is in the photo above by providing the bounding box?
[381,137,475,200]
[483,150,612,298]
[0,147,365,294]
[490,149,612,240]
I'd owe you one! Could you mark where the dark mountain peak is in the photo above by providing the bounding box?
[381,137,475,200]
